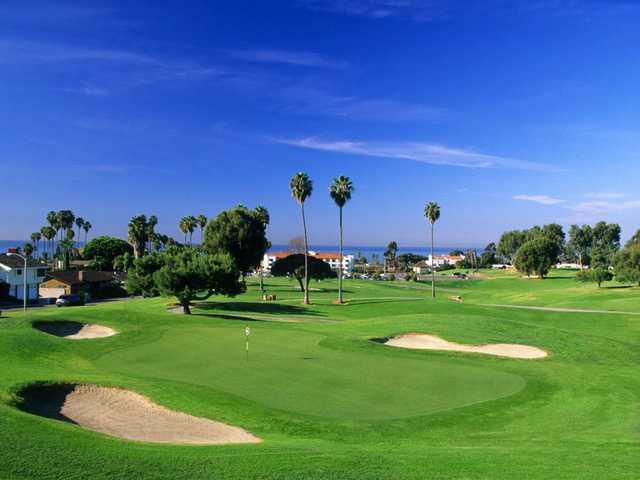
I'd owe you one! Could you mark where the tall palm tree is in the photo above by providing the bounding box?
[58,210,75,239]
[179,217,189,244]
[196,214,207,243]
[147,215,158,253]
[30,232,42,258]
[41,226,55,261]
[128,215,149,259]
[75,217,85,245]
[186,216,198,244]
[82,221,92,244]
[424,202,441,298]
[329,176,354,304]
[290,172,313,305]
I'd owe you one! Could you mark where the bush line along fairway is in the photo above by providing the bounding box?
[1,270,640,479]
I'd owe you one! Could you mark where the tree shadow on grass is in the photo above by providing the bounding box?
[196,301,320,316]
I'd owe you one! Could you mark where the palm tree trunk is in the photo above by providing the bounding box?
[302,203,309,305]
[338,206,344,304]
[431,223,435,298]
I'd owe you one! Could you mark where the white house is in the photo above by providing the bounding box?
[0,253,48,301]
[427,254,465,267]
[261,251,354,276]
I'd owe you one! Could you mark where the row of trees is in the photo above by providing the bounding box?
[499,221,639,286]
[178,215,207,244]
[123,205,271,313]
[22,210,93,269]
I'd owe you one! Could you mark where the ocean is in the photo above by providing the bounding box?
[1,240,481,258]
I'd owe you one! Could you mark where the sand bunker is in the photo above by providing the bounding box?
[383,333,547,359]
[33,321,117,339]
[17,383,261,445]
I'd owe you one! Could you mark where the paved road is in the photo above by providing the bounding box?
[480,303,640,316]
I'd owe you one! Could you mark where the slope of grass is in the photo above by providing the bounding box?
[0,274,639,479]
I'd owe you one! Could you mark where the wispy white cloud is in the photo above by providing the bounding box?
[584,192,626,200]
[297,0,441,20]
[227,49,347,68]
[273,86,443,122]
[59,86,110,97]
[568,200,640,214]
[277,137,559,171]
[0,40,161,65]
[514,194,565,205]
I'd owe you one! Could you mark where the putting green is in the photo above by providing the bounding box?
[96,326,525,419]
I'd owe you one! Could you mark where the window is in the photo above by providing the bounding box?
[16,269,22,276]
[37,269,47,277]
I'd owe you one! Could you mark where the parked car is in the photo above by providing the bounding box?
[56,294,85,307]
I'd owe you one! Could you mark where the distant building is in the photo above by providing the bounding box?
[412,255,466,274]
[39,270,120,299]
[428,254,465,267]
[261,251,354,275]
[0,252,48,301]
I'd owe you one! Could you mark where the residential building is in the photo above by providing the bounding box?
[0,253,48,301]
[261,251,354,275]
[427,254,465,267]
[39,270,119,299]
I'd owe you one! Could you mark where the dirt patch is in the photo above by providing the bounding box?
[16,383,261,445]
[382,333,547,359]
[33,321,117,339]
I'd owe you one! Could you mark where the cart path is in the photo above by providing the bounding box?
[480,303,640,315]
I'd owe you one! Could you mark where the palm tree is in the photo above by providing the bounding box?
[290,172,313,305]
[82,221,92,244]
[75,217,85,245]
[186,216,198,244]
[41,226,56,261]
[424,202,441,298]
[30,232,42,258]
[57,210,75,239]
[128,215,149,259]
[46,211,58,241]
[330,176,354,304]
[254,206,270,292]
[23,243,34,258]
[196,214,207,243]
[179,217,189,244]
[147,215,158,253]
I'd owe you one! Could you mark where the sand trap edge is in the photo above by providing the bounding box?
[32,321,118,340]
[13,382,262,445]
[375,333,548,359]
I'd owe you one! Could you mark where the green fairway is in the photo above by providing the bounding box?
[1,271,640,479]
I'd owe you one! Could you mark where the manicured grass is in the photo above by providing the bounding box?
[1,271,639,479]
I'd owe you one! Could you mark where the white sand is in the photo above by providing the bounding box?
[34,322,117,339]
[385,333,547,359]
[50,385,261,445]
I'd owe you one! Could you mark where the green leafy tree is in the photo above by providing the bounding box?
[23,243,34,258]
[113,252,134,272]
[514,237,560,278]
[424,202,440,298]
[613,247,640,286]
[57,210,75,240]
[592,221,621,267]
[479,242,497,268]
[497,230,526,264]
[384,241,398,271]
[290,172,313,305]
[126,252,165,297]
[270,254,336,292]
[84,236,134,271]
[204,205,271,282]
[576,267,613,288]
[153,247,243,314]
[567,224,593,268]
[40,226,56,261]
[330,175,354,304]
[625,229,640,249]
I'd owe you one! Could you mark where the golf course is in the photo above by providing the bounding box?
[1,270,639,479]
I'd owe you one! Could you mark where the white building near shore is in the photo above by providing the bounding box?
[0,253,48,301]
[261,251,354,276]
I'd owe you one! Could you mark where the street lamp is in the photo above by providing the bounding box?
[7,252,27,313]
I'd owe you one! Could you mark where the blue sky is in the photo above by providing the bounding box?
[1,0,639,247]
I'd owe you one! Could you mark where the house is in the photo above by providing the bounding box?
[412,261,431,275]
[428,254,465,267]
[39,270,119,299]
[261,251,354,276]
[0,252,48,301]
